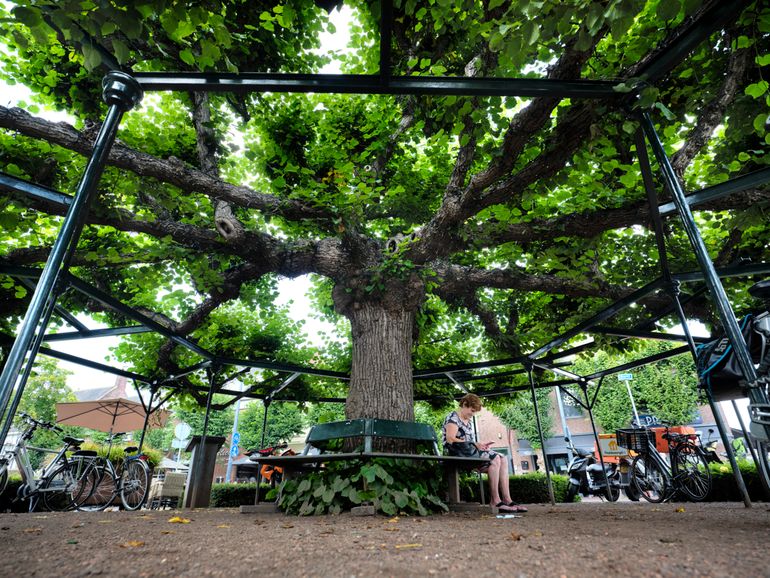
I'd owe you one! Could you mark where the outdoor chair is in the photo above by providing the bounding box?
[148,472,187,509]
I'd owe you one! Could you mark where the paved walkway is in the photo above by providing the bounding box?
[0,501,767,577]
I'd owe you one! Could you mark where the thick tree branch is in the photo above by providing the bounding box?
[671,36,751,178]
[0,105,332,222]
[191,91,246,242]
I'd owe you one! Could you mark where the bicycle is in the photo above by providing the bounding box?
[78,432,151,511]
[0,413,97,512]
[617,425,712,503]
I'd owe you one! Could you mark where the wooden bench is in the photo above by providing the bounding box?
[250,418,489,506]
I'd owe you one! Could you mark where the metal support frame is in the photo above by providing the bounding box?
[579,378,615,501]
[636,117,753,507]
[640,112,770,444]
[0,72,143,448]
[527,366,555,505]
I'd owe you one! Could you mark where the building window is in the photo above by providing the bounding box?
[521,461,529,471]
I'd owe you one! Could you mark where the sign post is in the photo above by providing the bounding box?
[618,373,641,427]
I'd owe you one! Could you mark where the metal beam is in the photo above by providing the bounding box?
[132,72,623,99]
[583,345,692,380]
[673,262,770,284]
[528,277,666,360]
[636,0,751,83]
[215,356,348,380]
[63,273,214,360]
[590,326,710,343]
[43,325,151,341]
[36,344,150,382]
[659,167,770,217]
[0,171,72,209]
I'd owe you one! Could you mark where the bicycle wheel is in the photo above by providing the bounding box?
[120,459,150,511]
[40,464,86,511]
[0,466,8,495]
[673,443,711,502]
[631,454,668,503]
[78,465,117,511]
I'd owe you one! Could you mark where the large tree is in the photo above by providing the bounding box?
[1,2,769,422]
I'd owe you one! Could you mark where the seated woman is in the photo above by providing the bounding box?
[442,393,527,513]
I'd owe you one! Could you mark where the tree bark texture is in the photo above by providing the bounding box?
[345,303,416,423]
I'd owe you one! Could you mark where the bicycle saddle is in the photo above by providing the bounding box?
[748,279,770,300]
[123,446,139,453]
[62,436,84,446]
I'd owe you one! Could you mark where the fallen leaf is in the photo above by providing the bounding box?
[281,523,294,529]
[33,515,48,519]
[167,516,191,524]
[67,539,78,545]
[120,540,145,548]
[675,507,685,513]
[160,530,175,535]
[216,524,230,528]
[387,517,399,523]
[139,515,153,519]
[97,520,113,524]
[510,532,523,541]
[394,543,422,549]
[384,527,399,532]
[23,528,42,534]
[532,530,543,537]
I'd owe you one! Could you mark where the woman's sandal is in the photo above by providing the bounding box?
[502,501,528,512]
[494,502,518,513]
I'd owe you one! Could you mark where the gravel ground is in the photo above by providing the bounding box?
[0,501,767,577]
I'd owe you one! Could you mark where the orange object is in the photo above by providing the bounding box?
[650,426,696,453]
[593,433,630,464]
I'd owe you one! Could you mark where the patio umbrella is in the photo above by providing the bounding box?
[158,457,189,471]
[55,398,169,434]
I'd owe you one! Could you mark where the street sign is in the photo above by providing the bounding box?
[618,373,633,381]
[232,432,240,444]
[171,438,188,449]
[229,445,239,457]
[174,422,192,440]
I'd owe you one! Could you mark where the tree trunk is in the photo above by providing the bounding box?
[344,303,416,422]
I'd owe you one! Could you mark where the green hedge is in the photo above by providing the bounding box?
[209,483,273,507]
[706,460,768,502]
[460,472,571,503]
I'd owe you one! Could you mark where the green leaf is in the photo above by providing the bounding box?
[756,54,770,67]
[745,81,769,99]
[12,6,43,27]
[81,44,103,71]
[180,49,196,66]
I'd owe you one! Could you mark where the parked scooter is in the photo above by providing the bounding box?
[564,437,622,502]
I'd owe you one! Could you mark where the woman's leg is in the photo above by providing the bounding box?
[487,457,502,505]
[498,456,512,503]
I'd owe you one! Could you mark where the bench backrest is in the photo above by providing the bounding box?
[304,418,440,455]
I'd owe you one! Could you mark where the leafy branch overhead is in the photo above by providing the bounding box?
[0,1,769,415]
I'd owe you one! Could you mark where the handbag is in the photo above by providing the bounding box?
[446,441,481,458]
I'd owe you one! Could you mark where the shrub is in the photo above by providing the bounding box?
[278,458,449,516]
[79,441,162,471]
[210,483,272,507]
[460,472,571,503]
[706,460,767,502]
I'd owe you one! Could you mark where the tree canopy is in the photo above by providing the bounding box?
[1,1,769,422]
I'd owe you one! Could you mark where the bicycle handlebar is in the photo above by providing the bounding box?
[19,412,62,433]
